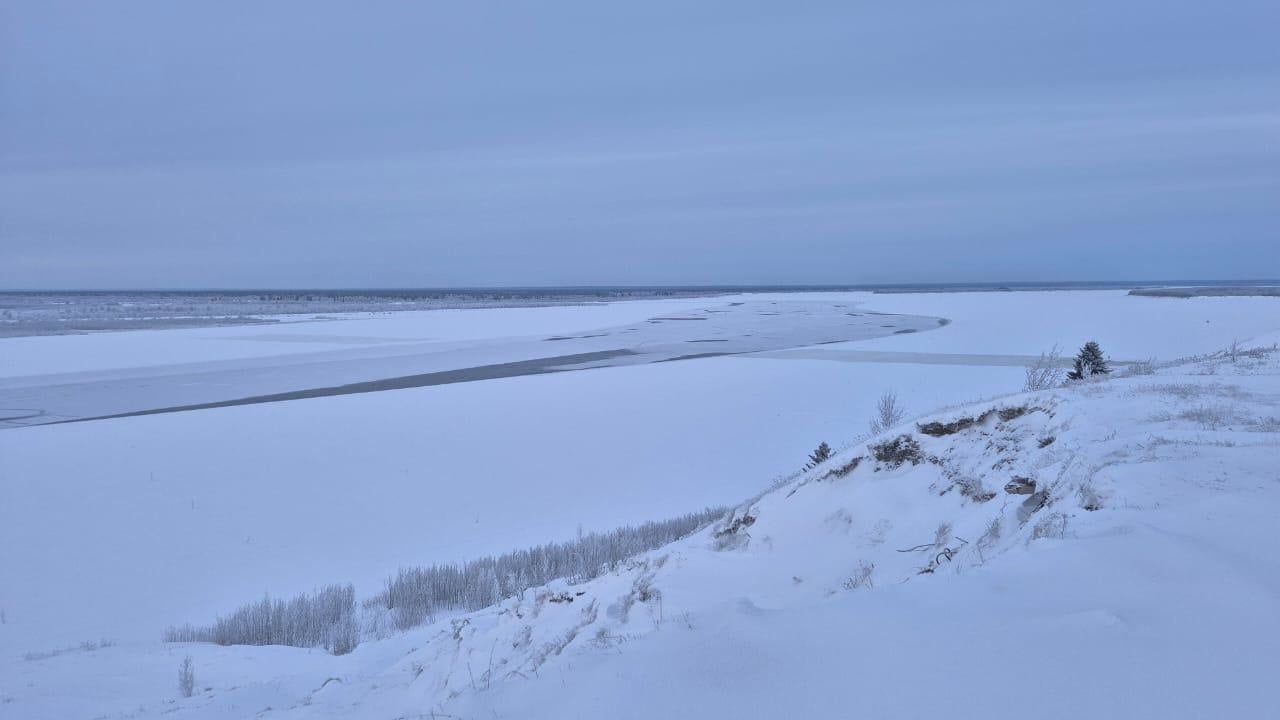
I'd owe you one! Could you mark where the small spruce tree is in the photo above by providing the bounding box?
[807,442,833,469]
[1067,341,1110,380]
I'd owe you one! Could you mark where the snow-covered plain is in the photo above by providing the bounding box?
[2,290,1279,719]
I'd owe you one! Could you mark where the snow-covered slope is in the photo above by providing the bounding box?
[5,344,1280,719]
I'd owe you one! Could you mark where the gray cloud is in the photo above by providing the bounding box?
[2,1,1278,288]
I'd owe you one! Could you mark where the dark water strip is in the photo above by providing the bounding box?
[44,349,636,426]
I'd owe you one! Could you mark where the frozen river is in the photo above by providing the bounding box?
[0,298,943,427]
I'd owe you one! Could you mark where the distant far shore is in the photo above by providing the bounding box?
[1129,286,1280,298]
[2,281,1277,337]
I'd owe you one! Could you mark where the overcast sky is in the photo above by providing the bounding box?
[2,1,1277,289]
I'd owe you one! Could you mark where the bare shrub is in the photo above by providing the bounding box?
[978,517,1002,548]
[1078,474,1104,511]
[23,648,62,662]
[1078,486,1103,511]
[178,656,195,698]
[974,517,1003,563]
[957,476,996,503]
[24,638,117,662]
[1130,382,1244,401]
[842,561,875,590]
[1145,383,1202,399]
[608,572,660,624]
[1249,416,1280,433]
[932,522,953,549]
[1030,512,1068,542]
[1179,404,1234,430]
[868,391,907,436]
[1145,434,1237,450]
[1119,358,1157,377]
[1023,345,1065,391]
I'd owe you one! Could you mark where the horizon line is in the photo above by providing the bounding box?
[2,279,1279,294]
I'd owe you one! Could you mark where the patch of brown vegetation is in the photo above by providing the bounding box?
[917,405,1037,437]
[870,435,924,468]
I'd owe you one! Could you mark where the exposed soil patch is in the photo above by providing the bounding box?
[825,455,863,479]
[917,405,1036,437]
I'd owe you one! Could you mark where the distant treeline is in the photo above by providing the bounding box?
[164,584,358,655]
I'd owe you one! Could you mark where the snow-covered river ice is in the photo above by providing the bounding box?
[0,298,943,426]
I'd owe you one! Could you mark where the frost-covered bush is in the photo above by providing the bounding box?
[1078,481,1104,511]
[178,656,195,698]
[978,517,1002,548]
[1024,346,1066,391]
[868,391,907,436]
[932,522,953,549]
[1179,404,1235,430]
[1131,382,1243,401]
[608,572,661,624]
[1119,357,1157,377]
[956,475,996,503]
[711,510,756,551]
[1142,382,1203,400]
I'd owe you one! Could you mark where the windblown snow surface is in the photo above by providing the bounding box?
[5,339,1280,719]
